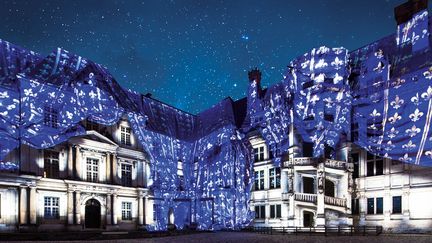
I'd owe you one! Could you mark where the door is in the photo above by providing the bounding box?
[303,211,314,227]
[303,177,314,194]
[85,199,101,228]
[325,179,335,197]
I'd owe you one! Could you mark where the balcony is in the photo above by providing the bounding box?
[294,193,317,203]
[283,157,349,170]
[324,195,347,207]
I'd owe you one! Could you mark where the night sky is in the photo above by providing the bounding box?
[1,0,415,114]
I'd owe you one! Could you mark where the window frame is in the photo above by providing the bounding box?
[269,167,281,189]
[43,105,59,128]
[392,196,402,214]
[253,146,265,162]
[44,150,60,179]
[366,153,384,177]
[86,157,99,183]
[44,196,60,219]
[121,163,132,187]
[120,126,132,146]
[121,201,132,220]
[270,204,281,219]
[254,205,265,219]
[254,170,265,191]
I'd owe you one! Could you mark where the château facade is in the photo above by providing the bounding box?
[1,0,432,234]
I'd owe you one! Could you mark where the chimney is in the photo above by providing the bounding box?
[248,67,262,85]
[394,0,428,25]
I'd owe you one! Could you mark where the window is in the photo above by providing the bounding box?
[86,158,99,182]
[86,119,99,131]
[253,146,265,162]
[177,160,184,191]
[121,202,132,220]
[254,170,264,190]
[269,167,280,189]
[44,197,59,219]
[254,205,265,219]
[193,160,199,179]
[44,150,59,179]
[303,142,314,157]
[270,204,281,218]
[366,153,384,177]
[352,198,359,215]
[352,153,359,179]
[43,105,58,128]
[120,126,131,146]
[392,196,402,214]
[367,197,383,215]
[153,204,158,221]
[121,163,132,187]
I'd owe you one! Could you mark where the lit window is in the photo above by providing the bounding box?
[254,170,264,190]
[366,152,384,177]
[43,105,58,128]
[269,167,281,189]
[44,197,59,219]
[121,202,132,220]
[86,158,99,183]
[120,126,131,146]
[177,160,184,191]
[44,150,59,179]
[392,196,402,214]
[254,205,265,219]
[121,163,132,187]
[270,204,281,218]
[253,146,265,162]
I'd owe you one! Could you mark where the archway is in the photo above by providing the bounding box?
[85,199,101,228]
[325,179,335,197]
[303,211,314,227]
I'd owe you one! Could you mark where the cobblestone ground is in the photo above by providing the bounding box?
[12,232,432,243]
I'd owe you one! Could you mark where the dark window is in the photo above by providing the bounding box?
[324,113,334,122]
[44,197,59,219]
[303,177,314,194]
[367,198,374,214]
[43,105,58,128]
[393,196,402,214]
[303,142,314,157]
[303,81,314,89]
[255,205,265,219]
[376,197,383,214]
[376,159,384,175]
[367,162,374,177]
[270,204,282,218]
[86,119,99,131]
[121,163,132,187]
[44,151,59,179]
[352,153,359,179]
[269,167,281,189]
[352,198,359,215]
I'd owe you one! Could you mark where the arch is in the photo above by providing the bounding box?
[325,179,335,197]
[85,199,101,228]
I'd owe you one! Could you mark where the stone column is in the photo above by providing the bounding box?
[316,162,325,226]
[75,146,82,180]
[112,155,118,185]
[19,186,28,225]
[75,190,81,225]
[106,153,111,184]
[281,170,288,194]
[68,145,73,178]
[112,194,118,225]
[106,194,112,225]
[29,186,37,224]
[67,190,74,225]
[138,193,144,225]
[144,196,150,225]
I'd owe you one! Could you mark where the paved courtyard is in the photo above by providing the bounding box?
[7,232,432,243]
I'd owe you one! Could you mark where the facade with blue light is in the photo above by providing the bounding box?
[0,0,432,233]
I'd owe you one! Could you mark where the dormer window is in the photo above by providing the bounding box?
[120,126,131,146]
[44,105,58,128]
[86,119,99,131]
[253,146,265,162]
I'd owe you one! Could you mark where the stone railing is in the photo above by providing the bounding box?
[294,193,317,203]
[324,159,347,170]
[324,196,346,207]
[283,157,318,167]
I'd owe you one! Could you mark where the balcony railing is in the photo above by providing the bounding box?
[324,196,346,207]
[283,157,349,170]
[294,193,317,203]
[324,159,347,170]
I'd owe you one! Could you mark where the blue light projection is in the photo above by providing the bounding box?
[1,8,432,230]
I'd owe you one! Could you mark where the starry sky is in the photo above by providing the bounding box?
[0,0,417,114]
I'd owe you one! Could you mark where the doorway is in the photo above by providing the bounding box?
[303,177,314,194]
[303,211,314,227]
[325,179,335,197]
[85,199,101,228]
